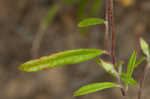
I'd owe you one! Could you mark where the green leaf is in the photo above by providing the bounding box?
[127,50,136,78]
[96,59,118,77]
[74,82,119,96]
[78,18,105,28]
[134,57,146,68]
[121,72,138,86]
[19,49,106,72]
[140,38,150,67]
[140,38,150,57]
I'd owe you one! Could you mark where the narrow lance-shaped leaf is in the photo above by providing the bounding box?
[140,38,150,58]
[19,49,106,72]
[74,82,120,96]
[140,38,150,67]
[78,18,105,28]
[127,50,136,78]
[96,59,118,77]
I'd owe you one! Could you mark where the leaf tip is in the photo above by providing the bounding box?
[18,65,26,72]
[77,23,82,28]
[73,92,78,96]
[18,63,35,72]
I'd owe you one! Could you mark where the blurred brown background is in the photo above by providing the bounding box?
[0,0,150,99]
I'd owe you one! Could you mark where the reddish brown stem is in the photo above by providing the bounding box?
[108,0,126,97]
[109,0,116,67]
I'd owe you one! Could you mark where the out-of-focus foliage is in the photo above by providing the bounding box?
[77,0,88,19]
[77,0,102,19]
[41,4,59,31]
[90,0,102,16]
[63,0,78,4]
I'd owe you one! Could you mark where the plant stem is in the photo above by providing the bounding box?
[109,0,116,67]
[138,64,148,99]
[108,0,126,96]
[105,0,109,52]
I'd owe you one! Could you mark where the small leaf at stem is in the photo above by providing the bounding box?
[96,59,118,77]
[78,18,105,27]
[74,82,120,96]
[19,49,106,72]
